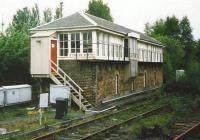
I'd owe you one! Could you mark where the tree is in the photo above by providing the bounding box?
[86,0,113,22]
[54,2,63,20]
[43,8,52,23]
[145,15,200,94]
[0,31,30,85]
[165,16,180,38]
[0,5,41,85]
[10,7,32,33]
[179,16,194,67]
[144,16,184,89]
[195,39,200,61]
[31,4,40,27]
[145,16,180,39]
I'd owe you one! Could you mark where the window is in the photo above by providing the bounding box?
[102,34,105,56]
[97,33,99,56]
[110,44,114,57]
[71,33,80,53]
[124,39,128,57]
[119,45,122,58]
[59,34,68,56]
[116,45,119,57]
[83,32,92,53]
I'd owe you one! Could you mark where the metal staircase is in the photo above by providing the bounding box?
[50,60,93,111]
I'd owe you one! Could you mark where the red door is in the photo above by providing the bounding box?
[51,40,57,72]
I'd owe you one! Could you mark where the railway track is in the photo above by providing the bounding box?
[2,98,151,140]
[173,121,200,140]
[32,104,169,140]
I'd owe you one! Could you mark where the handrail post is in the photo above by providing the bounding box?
[64,75,66,85]
[79,89,82,110]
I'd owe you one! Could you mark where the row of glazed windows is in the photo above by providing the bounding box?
[59,32,92,56]
[97,42,123,58]
[138,49,163,62]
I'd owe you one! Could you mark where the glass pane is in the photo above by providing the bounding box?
[76,33,80,40]
[88,32,92,40]
[64,41,68,49]
[71,49,75,53]
[83,40,87,53]
[83,40,87,46]
[60,34,63,41]
[88,32,92,45]
[64,34,68,41]
[83,48,87,53]
[71,41,75,48]
[64,49,68,56]
[60,49,63,56]
[88,45,92,53]
[76,48,80,53]
[71,34,75,41]
[60,42,63,48]
[83,33,87,40]
[76,41,80,49]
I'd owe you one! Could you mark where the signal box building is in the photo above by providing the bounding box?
[30,12,164,111]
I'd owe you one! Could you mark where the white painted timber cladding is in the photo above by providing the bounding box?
[31,37,51,75]
[138,41,163,62]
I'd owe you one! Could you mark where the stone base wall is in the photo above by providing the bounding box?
[96,62,163,103]
[59,60,163,104]
[59,60,97,103]
[133,63,163,91]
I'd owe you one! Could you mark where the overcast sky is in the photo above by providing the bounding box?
[0,0,199,39]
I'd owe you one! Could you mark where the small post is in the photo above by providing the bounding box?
[39,108,42,125]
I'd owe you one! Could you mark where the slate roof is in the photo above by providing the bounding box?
[33,12,93,30]
[32,12,163,46]
[86,13,163,45]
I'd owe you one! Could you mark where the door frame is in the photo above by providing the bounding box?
[50,38,58,72]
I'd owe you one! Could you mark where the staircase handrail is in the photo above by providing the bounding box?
[50,60,84,92]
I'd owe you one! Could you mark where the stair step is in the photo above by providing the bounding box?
[50,66,93,111]
[82,101,89,104]
[74,94,79,98]
[84,104,92,107]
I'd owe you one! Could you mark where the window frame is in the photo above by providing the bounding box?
[59,33,68,56]
[71,33,80,53]
[83,32,92,53]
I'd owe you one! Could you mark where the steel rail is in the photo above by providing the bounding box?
[33,104,168,140]
[173,122,200,140]
[32,101,155,140]
[80,105,168,140]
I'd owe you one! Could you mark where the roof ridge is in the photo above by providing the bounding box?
[78,12,97,26]
[85,12,138,32]
[30,12,81,31]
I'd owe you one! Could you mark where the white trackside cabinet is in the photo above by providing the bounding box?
[50,84,71,107]
[2,84,32,106]
[0,88,4,107]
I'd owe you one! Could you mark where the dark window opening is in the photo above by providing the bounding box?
[124,39,128,57]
